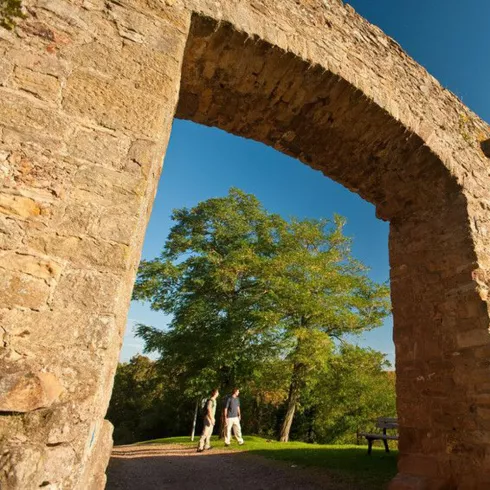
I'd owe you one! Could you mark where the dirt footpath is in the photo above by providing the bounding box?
[106,443,353,490]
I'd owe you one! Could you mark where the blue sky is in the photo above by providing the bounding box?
[121,1,490,363]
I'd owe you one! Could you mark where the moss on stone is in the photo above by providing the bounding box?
[0,0,25,30]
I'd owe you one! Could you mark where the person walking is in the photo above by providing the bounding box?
[224,388,244,447]
[197,388,219,452]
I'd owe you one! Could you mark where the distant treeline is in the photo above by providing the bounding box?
[108,347,396,445]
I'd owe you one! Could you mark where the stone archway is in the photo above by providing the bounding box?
[1,1,489,489]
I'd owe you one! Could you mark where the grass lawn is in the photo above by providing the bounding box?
[136,435,398,489]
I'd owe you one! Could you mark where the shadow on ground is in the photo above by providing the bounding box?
[106,443,396,490]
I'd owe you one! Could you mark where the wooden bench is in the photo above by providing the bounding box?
[358,417,398,455]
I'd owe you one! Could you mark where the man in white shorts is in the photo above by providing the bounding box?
[224,388,244,447]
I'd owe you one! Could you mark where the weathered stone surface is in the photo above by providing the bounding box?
[0,89,68,138]
[128,139,161,177]
[62,70,170,138]
[78,419,114,490]
[71,164,145,208]
[0,308,119,374]
[106,2,186,55]
[1,150,78,201]
[457,328,490,349]
[0,216,25,250]
[0,371,63,412]
[67,126,131,168]
[1,0,490,489]
[52,269,121,313]
[97,209,138,245]
[13,66,61,102]
[6,48,69,78]
[71,41,179,95]
[0,445,43,490]
[0,251,62,280]
[27,232,130,272]
[44,444,76,482]
[0,194,40,218]
[0,269,52,309]
[0,58,12,85]
[51,202,100,237]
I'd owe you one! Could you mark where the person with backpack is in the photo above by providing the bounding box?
[197,388,219,452]
[224,388,244,447]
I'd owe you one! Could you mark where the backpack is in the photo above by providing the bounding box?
[201,398,211,418]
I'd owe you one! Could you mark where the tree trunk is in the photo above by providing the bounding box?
[307,407,315,443]
[190,398,199,441]
[279,363,302,442]
[219,408,226,439]
[256,396,263,435]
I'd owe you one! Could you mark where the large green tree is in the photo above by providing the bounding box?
[133,189,287,432]
[265,216,390,441]
[132,188,390,441]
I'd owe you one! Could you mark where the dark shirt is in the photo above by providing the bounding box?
[225,396,240,418]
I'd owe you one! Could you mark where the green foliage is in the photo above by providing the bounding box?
[133,188,290,394]
[125,188,393,444]
[312,345,396,444]
[107,355,167,444]
[109,345,396,444]
[239,356,292,437]
[266,213,390,340]
[0,0,25,30]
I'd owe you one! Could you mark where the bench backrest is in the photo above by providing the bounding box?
[376,417,398,431]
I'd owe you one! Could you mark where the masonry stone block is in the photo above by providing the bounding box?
[0,194,41,218]
[0,58,12,85]
[0,269,52,309]
[67,126,131,169]
[0,371,63,412]
[0,89,68,137]
[62,70,170,138]
[13,66,61,103]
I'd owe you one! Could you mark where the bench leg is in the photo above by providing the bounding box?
[367,438,373,456]
[383,438,390,453]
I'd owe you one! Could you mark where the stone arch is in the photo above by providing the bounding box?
[1,1,489,489]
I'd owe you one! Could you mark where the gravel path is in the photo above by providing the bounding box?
[106,443,353,490]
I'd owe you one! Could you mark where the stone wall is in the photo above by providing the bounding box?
[0,1,191,488]
[0,1,489,489]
